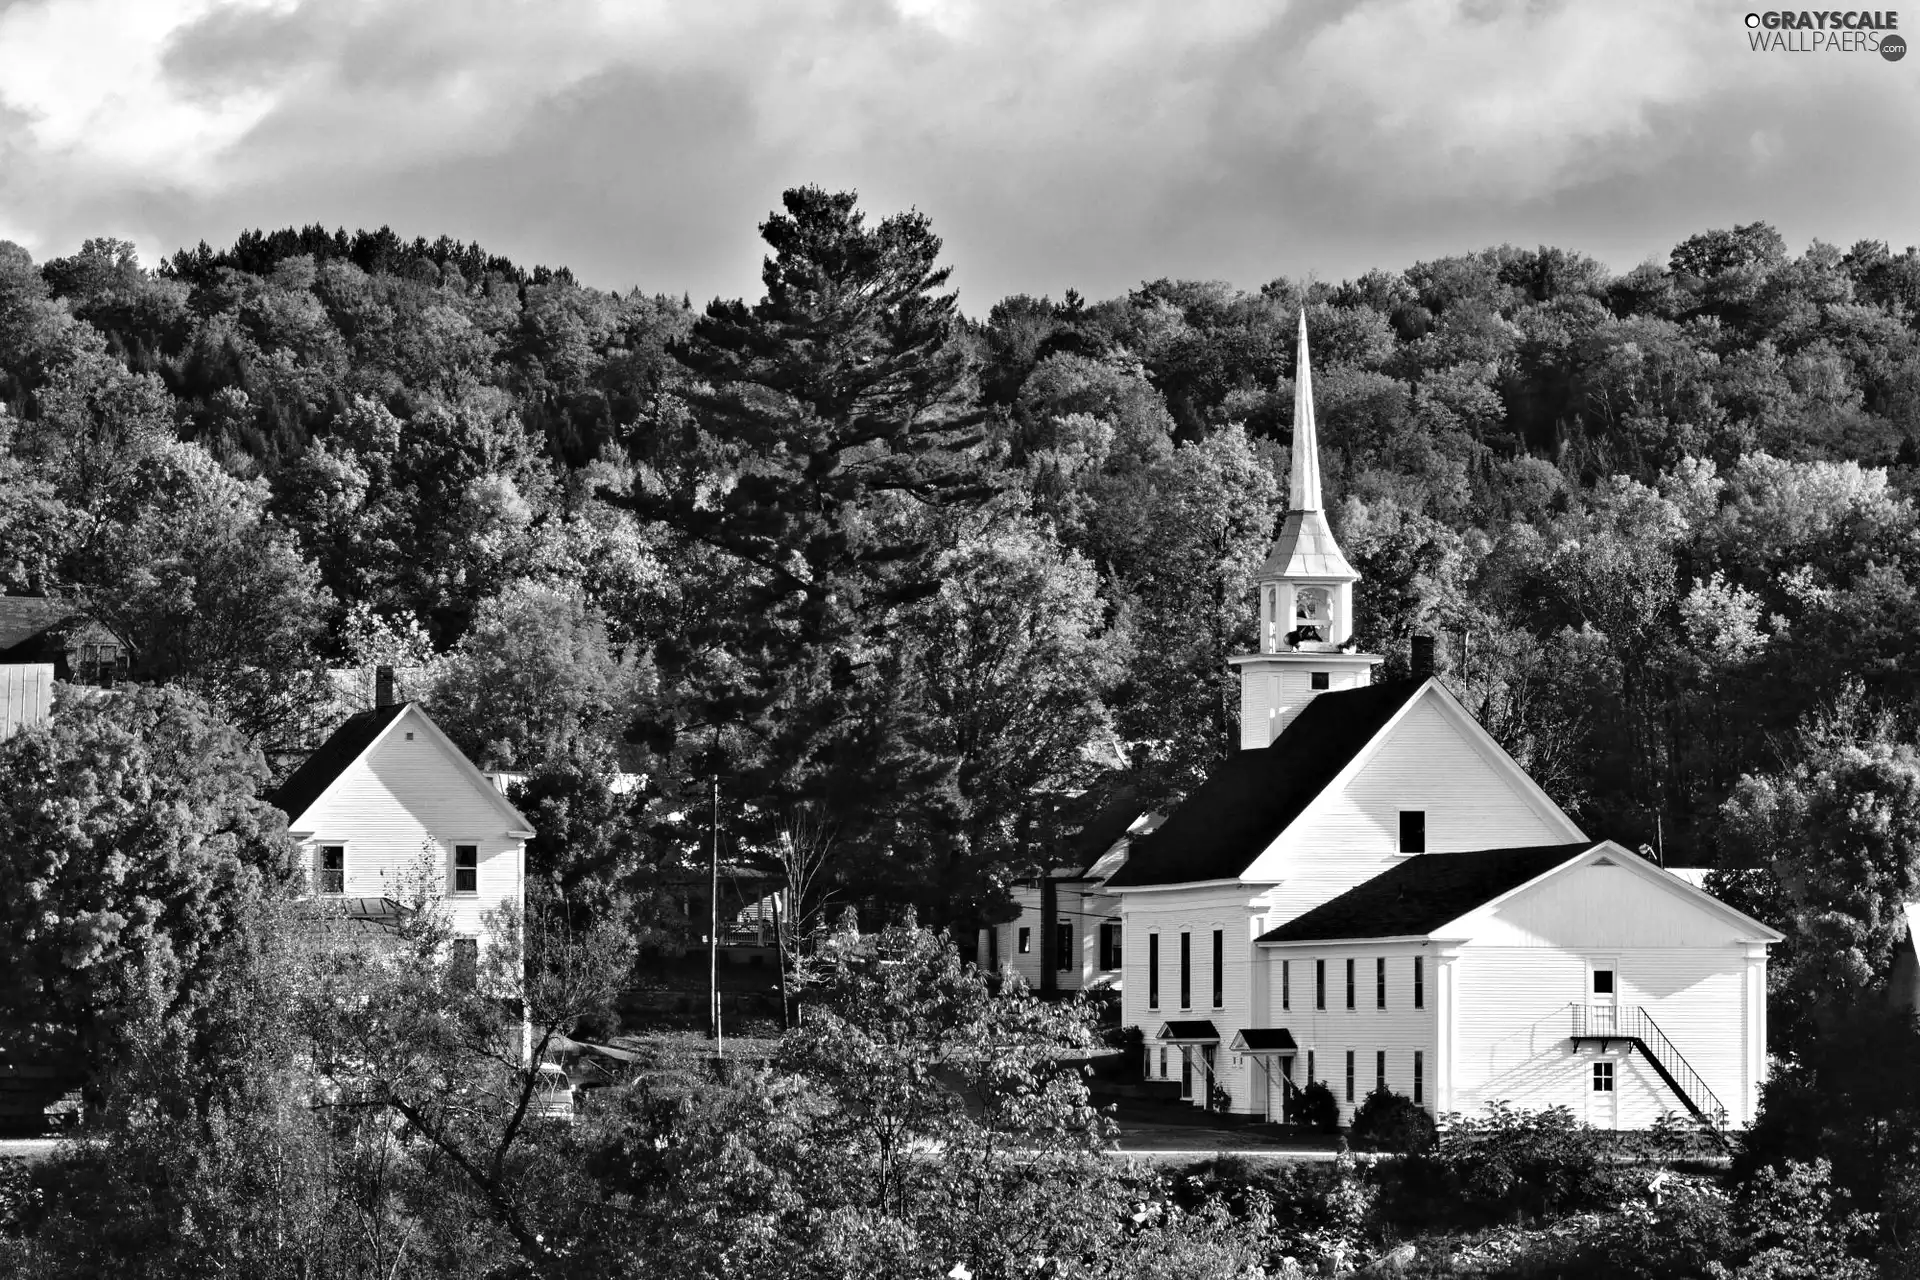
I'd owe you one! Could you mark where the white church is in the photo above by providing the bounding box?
[983,313,1781,1130]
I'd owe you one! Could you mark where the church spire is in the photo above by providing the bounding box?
[1232,310,1381,749]
[1290,309,1323,513]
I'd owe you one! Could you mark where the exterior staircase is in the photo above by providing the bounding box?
[1569,1003,1726,1126]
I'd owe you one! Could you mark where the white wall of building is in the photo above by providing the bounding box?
[1257,941,1439,1124]
[1443,857,1768,1127]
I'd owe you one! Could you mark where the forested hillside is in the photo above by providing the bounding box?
[6,191,1920,929]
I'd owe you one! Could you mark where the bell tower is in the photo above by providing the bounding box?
[1229,311,1383,749]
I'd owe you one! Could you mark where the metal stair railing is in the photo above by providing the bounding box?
[1570,1003,1727,1125]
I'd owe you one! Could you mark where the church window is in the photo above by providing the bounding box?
[1376,1050,1386,1095]
[1179,932,1192,1008]
[987,926,999,969]
[1345,1050,1355,1103]
[1055,922,1073,971]
[1148,934,1160,1009]
[1211,930,1224,1008]
[1315,960,1326,1010]
[1413,956,1425,1008]
[1376,957,1386,1008]
[1399,810,1426,854]
[1311,671,1330,690]
[1281,960,1290,1011]
[1345,958,1355,1009]
[1307,1048,1316,1083]
[452,844,478,895]
[1158,1047,1167,1078]
[1017,927,1031,954]
[1413,1051,1424,1104]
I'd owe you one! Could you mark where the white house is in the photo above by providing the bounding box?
[270,671,533,962]
[1009,311,1782,1129]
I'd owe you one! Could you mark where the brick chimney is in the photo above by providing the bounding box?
[375,664,396,708]
[1410,635,1435,680]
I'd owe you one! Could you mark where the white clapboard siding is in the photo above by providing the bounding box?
[1121,883,1272,1112]
[1265,942,1440,1123]
[296,706,526,945]
[1248,694,1580,924]
[982,883,1124,991]
[0,664,53,740]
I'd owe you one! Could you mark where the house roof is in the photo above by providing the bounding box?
[0,596,78,656]
[1230,1028,1298,1053]
[1255,842,1601,944]
[268,704,407,824]
[1103,678,1425,888]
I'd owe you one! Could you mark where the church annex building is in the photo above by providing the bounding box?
[981,313,1781,1129]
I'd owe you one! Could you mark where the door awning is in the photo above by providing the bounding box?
[1157,1020,1220,1043]
[1229,1028,1298,1054]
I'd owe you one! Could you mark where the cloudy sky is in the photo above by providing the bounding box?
[0,0,1914,310]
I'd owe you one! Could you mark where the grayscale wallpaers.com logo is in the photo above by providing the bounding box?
[1745,10,1907,58]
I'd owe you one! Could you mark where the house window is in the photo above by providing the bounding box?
[1099,922,1122,971]
[1282,960,1291,1011]
[316,845,345,896]
[1148,934,1160,1009]
[1017,927,1031,954]
[453,844,478,894]
[1592,968,1615,996]
[1179,932,1192,1009]
[1345,1050,1355,1103]
[1399,810,1426,854]
[1345,958,1356,1009]
[1413,1051,1424,1105]
[1055,922,1074,971]
[1593,1061,1615,1093]
[1414,956,1425,1009]
[1211,929,1224,1008]
[1315,959,1326,1010]
[451,937,478,988]
[1376,1050,1387,1096]
[1311,671,1330,691]
[1376,956,1387,1009]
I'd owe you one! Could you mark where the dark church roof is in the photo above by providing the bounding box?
[1103,678,1426,888]
[270,704,407,824]
[1255,842,1602,943]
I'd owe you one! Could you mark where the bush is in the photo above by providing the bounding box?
[1349,1087,1437,1154]
[1293,1080,1340,1133]
[1380,1102,1633,1229]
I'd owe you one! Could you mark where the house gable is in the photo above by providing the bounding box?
[280,704,531,838]
[1242,682,1584,893]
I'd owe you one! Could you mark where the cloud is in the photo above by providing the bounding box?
[0,0,1915,305]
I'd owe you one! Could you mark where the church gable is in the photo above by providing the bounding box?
[1243,683,1583,884]
[1453,845,1779,949]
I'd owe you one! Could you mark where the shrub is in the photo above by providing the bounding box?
[1380,1102,1633,1229]
[1348,1087,1437,1154]
[1293,1080,1340,1133]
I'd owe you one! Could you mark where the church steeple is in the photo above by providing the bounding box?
[1229,311,1381,749]
[1289,308,1323,513]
